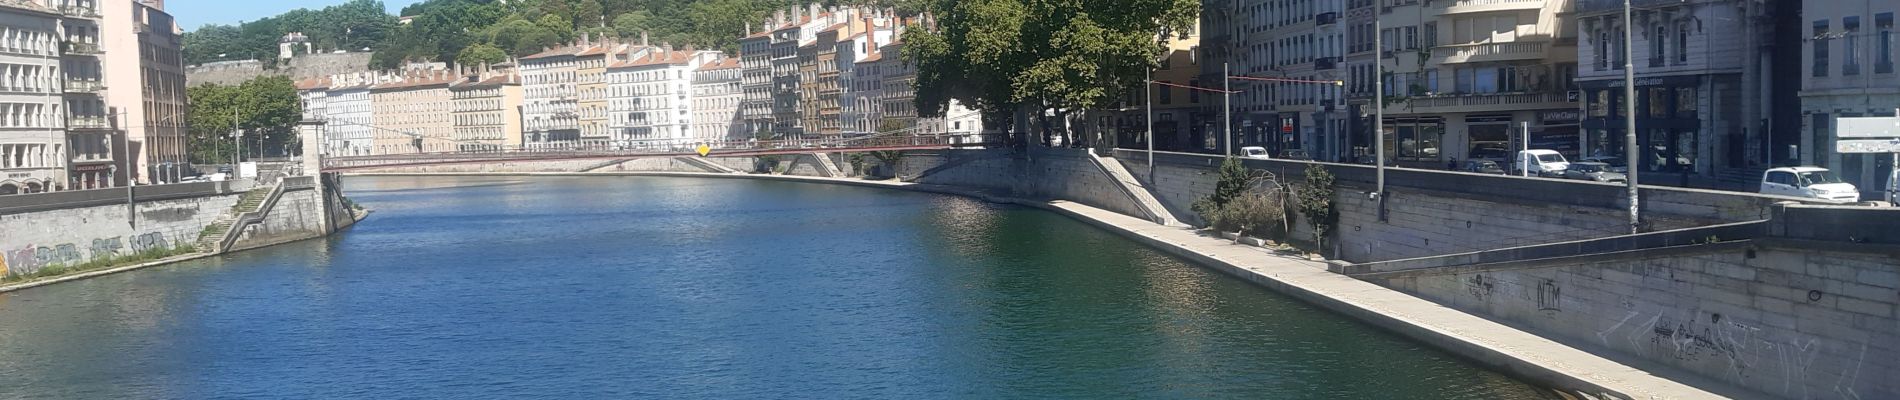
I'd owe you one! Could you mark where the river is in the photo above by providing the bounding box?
[0,176,1553,399]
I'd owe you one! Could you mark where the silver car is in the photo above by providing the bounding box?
[1563,162,1627,182]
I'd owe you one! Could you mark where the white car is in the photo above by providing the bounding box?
[1761,167,1859,203]
[1240,146,1271,160]
[1514,149,1569,177]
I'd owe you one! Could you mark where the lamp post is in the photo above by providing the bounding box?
[1147,68,1155,177]
[1623,0,1641,234]
[1374,13,1386,221]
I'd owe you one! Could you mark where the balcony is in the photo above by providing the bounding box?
[60,6,102,19]
[1575,0,1682,15]
[68,116,111,130]
[1315,57,1339,71]
[62,42,103,56]
[63,80,104,94]
[1431,41,1547,64]
[1390,91,1575,115]
[1316,12,1339,26]
[1434,0,1544,15]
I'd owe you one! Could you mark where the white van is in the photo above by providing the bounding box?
[1514,149,1570,177]
[1761,167,1859,203]
[1240,146,1271,159]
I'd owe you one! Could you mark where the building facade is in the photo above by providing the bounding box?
[449,68,522,152]
[520,46,580,149]
[101,0,183,185]
[0,3,68,193]
[575,39,621,148]
[323,75,375,157]
[691,57,742,143]
[1800,0,1898,192]
[369,73,454,155]
[607,48,717,149]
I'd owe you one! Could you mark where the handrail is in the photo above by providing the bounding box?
[1079,148,1169,225]
[214,178,290,253]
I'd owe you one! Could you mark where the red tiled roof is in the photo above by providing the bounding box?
[294,77,332,91]
[521,46,579,60]
[696,58,740,71]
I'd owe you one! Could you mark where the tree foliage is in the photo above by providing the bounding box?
[1294,164,1339,249]
[183,0,396,66]
[902,0,1197,126]
[186,77,303,163]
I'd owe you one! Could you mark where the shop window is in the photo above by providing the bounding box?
[1590,90,1610,117]
[1649,88,1670,118]
[1676,87,1696,114]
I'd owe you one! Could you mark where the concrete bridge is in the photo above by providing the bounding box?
[320,133,999,172]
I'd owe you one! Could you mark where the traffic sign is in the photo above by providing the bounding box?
[1837,138,1900,154]
[1837,117,1900,139]
[696,144,712,157]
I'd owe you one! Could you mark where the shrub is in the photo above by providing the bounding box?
[1211,191,1286,239]
[1294,164,1339,249]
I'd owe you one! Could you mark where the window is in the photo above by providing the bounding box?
[1456,67,1474,93]
[1846,16,1862,75]
[1675,22,1690,64]
[1190,80,1201,103]
[1597,30,1611,70]
[1676,87,1697,114]
[1814,20,1830,77]
[1475,67,1498,93]
[1879,13,1894,74]
[1651,24,1667,67]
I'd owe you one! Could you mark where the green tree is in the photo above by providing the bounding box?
[186,77,303,163]
[1294,164,1339,250]
[904,0,1198,133]
[456,43,509,65]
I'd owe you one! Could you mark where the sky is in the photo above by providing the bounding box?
[168,0,425,30]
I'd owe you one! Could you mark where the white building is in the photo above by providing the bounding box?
[691,57,743,142]
[1231,0,1346,159]
[0,2,66,194]
[520,46,580,149]
[322,74,376,156]
[1801,0,1898,192]
[294,76,329,154]
[606,48,719,148]
[838,17,893,135]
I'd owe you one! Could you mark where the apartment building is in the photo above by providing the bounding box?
[837,15,892,136]
[323,74,375,156]
[691,57,742,142]
[449,66,522,152]
[739,28,773,137]
[520,46,580,149]
[0,2,67,193]
[575,37,624,148]
[607,47,718,149]
[369,72,455,155]
[1101,26,1206,151]
[101,0,183,184]
[807,20,850,138]
[1801,0,1898,191]
[1338,0,1578,167]
[1576,0,1789,186]
[875,41,913,132]
[1227,0,1347,159]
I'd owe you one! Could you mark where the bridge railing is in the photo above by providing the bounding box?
[323,133,1005,167]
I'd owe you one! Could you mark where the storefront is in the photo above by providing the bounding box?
[1383,117,1446,164]
[1533,109,1583,160]
[1580,75,1701,173]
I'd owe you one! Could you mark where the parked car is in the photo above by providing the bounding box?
[1241,146,1271,159]
[1461,160,1504,174]
[1761,166,1859,203]
[1277,149,1310,160]
[1578,156,1629,173]
[1514,149,1570,177]
[1563,162,1627,182]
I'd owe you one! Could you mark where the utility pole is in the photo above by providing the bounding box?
[1147,68,1155,178]
[1374,14,1386,217]
[1623,0,1641,234]
[232,107,241,166]
[1521,121,1531,177]
[1223,62,1233,157]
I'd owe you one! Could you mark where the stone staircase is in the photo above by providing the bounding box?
[809,153,844,177]
[676,157,741,174]
[1085,150,1181,227]
[194,184,278,253]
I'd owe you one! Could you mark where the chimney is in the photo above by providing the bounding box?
[581,31,592,46]
[641,31,649,47]
[809,3,821,22]
[793,7,802,25]
[776,10,786,26]
[746,22,753,35]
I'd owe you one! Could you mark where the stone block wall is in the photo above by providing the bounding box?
[0,192,239,277]
[1367,243,1900,399]
[230,188,329,252]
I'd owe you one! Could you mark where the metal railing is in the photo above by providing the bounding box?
[62,42,102,55]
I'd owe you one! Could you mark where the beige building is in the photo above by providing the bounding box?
[574,37,623,148]
[100,0,183,185]
[450,66,522,152]
[370,72,456,155]
[692,57,742,142]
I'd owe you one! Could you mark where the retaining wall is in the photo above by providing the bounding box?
[1,190,238,277]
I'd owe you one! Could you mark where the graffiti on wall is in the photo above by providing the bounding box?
[1,232,178,279]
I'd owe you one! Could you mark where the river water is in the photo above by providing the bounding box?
[0,176,1553,399]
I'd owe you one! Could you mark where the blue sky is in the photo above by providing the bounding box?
[169,0,425,30]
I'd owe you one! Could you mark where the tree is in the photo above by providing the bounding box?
[904,0,1198,133]
[1294,164,1339,250]
[457,43,509,66]
[186,77,303,163]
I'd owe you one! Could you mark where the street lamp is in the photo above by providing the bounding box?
[1622,0,1641,234]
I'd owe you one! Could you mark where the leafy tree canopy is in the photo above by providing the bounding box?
[185,76,303,163]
